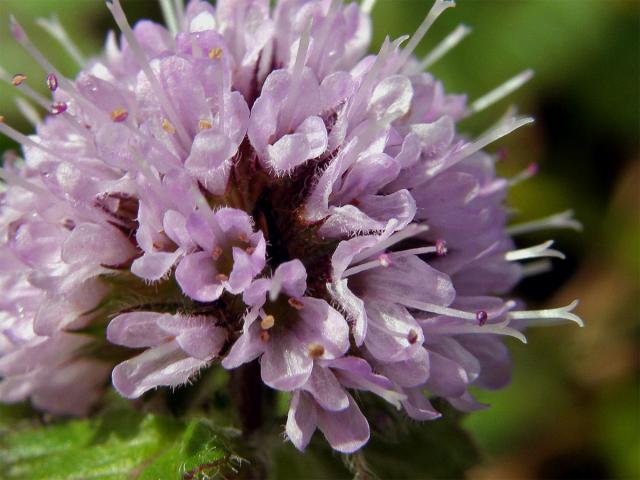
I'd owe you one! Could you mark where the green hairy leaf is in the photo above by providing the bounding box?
[0,408,241,480]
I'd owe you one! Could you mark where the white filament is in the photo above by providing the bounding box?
[172,0,185,27]
[423,322,527,343]
[395,0,455,72]
[343,246,438,278]
[159,0,179,36]
[0,66,51,109]
[509,300,583,327]
[504,240,565,262]
[396,296,478,321]
[107,0,191,147]
[35,15,86,66]
[432,115,534,176]
[0,123,57,156]
[9,16,105,120]
[468,69,534,115]
[351,223,429,265]
[15,98,41,126]
[507,163,538,187]
[507,210,583,235]
[361,0,377,14]
[521,259,553,278]
[413,24,471,72]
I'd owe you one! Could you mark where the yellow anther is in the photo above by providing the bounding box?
[110,108,128,122]
[260,315,275,330]
[208,47,223,59]
[198,119,213,130]
[211,246,223,260]
[288,298,304,310]
[307,343,325,359]
[162,118,176,134]
[11,74,27,86]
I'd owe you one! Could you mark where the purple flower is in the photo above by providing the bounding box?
[0,0,584,453]
[223,260,349,390]
[107,311,227,398]
[175,207,266,302]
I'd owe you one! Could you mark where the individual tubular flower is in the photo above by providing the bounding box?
[223,260,350,390]
[107,311,227,398]
[175,207,266,302]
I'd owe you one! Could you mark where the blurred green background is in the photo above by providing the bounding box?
[0,0,638,478]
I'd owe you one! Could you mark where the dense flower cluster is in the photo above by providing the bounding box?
[0,0,583,453]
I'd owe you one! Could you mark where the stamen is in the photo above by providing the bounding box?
[159,0,179,36]
[476,310,488,326]
[468,69,534,115]
[0,121,58,156]
[198,119,212,130]
[507,209,582,235]
[509,300,583,327]
[62,218,76,230]
[361,0,377,14]
[0,66,49,110]
[307,343,325,358]
[11,74,27,86]
[9,16,104,119]
[508,162,538,187]
[343,255,393,277]
[435,239,447,256]
[260,330,270,343]
[46,73,58,91]
[413,24,471,72]
[110,108,128,122]
[172,0,185,27]
[15,98,41,126]
[396,296,478,321]
[351,223,429,265]
[432,114,534,176]
[504,240,565,262]
[407,329,419,344]
[208,47,223,60]
[521,259,553,278]
[215,273,229,282]
[50,102,68,115]
[246,246,256,255]
[391,246,439,259]
[162,118,176,134]
[260,315,275,330]
[288,298,305,310]
[106,0,191,146]
[211,246,223,261]
[395,0,455,72]
[35,15,86,66]
[423,322,527,343]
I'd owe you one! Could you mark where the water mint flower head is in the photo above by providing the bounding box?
[0,0,584,453]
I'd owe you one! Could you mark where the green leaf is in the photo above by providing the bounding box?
[0,409,242,480]
[356,400,481,480]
